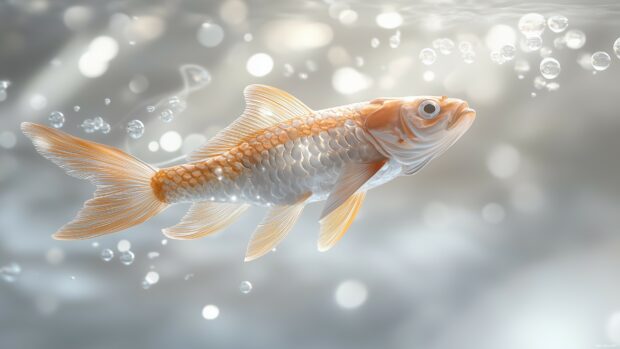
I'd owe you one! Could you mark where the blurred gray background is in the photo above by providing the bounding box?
[1,0,620,348]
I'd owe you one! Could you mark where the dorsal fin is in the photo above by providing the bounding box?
[188,85,313,161]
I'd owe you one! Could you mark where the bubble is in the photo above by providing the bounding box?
[101,248,114,262]
[100,122,111,134]
[591,51,611,71]
[564,29,586,49]
[370,38,380,48]
[458,41,472,53]
[335,280,368,309]
[533,76,547,90]
[202,305,220,320]
[614,38,620,59]
[540,57,561,79]
[389,31,401,48]
[0,80,10,89]
[0,262,21,283]
[91,241,99,248]
[375,11,403,29]
[490,51,505,65]
[239,280,253,294]
[48,111,65,128]
[462,50,475,64]
[419,48,437,65]
[355,56,364,67]
[482,203,506,223]
[514,59,530,75]
[81,119,96,133]
[243,33,253,42]
[338,9,358,25]
[93,116,104,130]
[539,46,552,57]
[518,13,546,38]
[547,15,568,33]
[117,239,131,252]
[145,271,159,285]
[179,64,211,92]
[161,239,168,246]
[283,63,295,77]
[119,250,135,266]
[438,38,455,55]
[147,251,160,259]
[530,92,537,98]
[197,22,224,47]
[500,44,516,61]
[525,36,543,51]
[126,120,145,139]
[546,81,560,91]
[160,131,183,152]
[246,53,274,77]
[73,105,81,112]
[104,97,111,105]
[423,70,435,82]
[487,144,520,178]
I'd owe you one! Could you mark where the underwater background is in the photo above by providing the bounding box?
[1,0,620,348]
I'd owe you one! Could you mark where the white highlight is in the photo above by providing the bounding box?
[332,67,372,95]
[202,305,220,320]
[246,53,274,77]
[160,131,183,152]
[335,280,368,309]
[376,12,403,29]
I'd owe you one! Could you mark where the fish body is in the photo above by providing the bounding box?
[22,85,475,261]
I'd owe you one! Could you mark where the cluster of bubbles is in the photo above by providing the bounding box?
[0,262,21,283]
[81,116,111,134]
[100,239,135,266]
[419,38,475,66]
[0,80,10,102]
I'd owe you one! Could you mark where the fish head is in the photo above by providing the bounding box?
[365,96,476,175]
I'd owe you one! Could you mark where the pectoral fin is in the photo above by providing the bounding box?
[245,194,310,262]
[318,191,366,252]
[162,202,249,240]
[320,161,385,220]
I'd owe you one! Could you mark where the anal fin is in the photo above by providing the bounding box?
[318,191,366,252]
[320,160,385,219]
[245,194,310,262]
[162,202,249,240]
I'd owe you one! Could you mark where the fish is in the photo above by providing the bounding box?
[21,84,475,261]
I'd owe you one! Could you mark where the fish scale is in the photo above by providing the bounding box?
[153,103,386,206]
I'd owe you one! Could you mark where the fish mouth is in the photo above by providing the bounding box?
[447,103,476,130]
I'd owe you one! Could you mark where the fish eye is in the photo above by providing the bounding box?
[418,100,440,119]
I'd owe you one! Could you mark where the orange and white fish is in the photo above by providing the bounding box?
[22,84,475,261]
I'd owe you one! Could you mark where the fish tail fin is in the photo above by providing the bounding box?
[21,122,168,240]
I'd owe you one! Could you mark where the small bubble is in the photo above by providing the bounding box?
[564,29,586,49]
[197,22,225,48]
[126,120,145,139]
[298,72,308,80]
[525,36,543,51]
[146,105,156,113]
[100,122,111,134]
[539,46,552,57]
[531,92,537,97]
[0,80,10,89]
[388,31,401,49]
[243,33,253,42]
[101,248,114,262]
[91,241,100,248]
[161,239,168,246]
[518,13,546,38]
[546,81,560,91]
[81,118,96,133]
[117,239,131,252]
[93,116,104,130]
[159,109,174,123]
[73,105,80,112]
[500,44,516,61]
[540,57,561,79]
[147,251,160,259]
[458,41,472,53]
[144,271,160,285]
[104,97,111,105]
[419,48,437,65]
[184,273,194,281]
[370,38,380,48]
[239,280,253,294]
[462,50,475,64]
[179,64,211,92]
[591,51,611,71]
[490,50,505,65]
[0,262,21,283]
[614,37,620,59]
[514,59,530,75]
[438,38,455,55]
[283,64,295,77]
[547,15,568,33]
[119,250,135,266]
[355,56,364,67]
[534,76,547,89]
[48,111,65,128]
[422,70,435,82]
[202,305,220,320]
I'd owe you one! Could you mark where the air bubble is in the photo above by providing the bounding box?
[202,305,220,320]
[117,239,131,252]
[437,38,455,55]
[525,36,543,51]
[48,111,65,128]
[81,118,96,133]
[159,109,174,123]
[547,15,568,33]
[73,105,80,112]
[144,271,159,285]
[239,281,253,294]
[179,64,211,93]
[614,38,620,59]
[419,48,437,65]
[0,262,21,283]
[126,120,145,139]
[564,29,586,49]
[370,38,380,48]
[119,250,135,266]
[388,31,401,49]
[546,81,560,91]
[458,41,472,53]
[101,248,114,262]
[500,44,516,61]
[197,22,224,47]
[104,97,111,105]
[540,57,561,79]
[533,76,547,90]
[591,51,611,71]
[514,59,530,75]
[461,50,475,64]
[518,13,546,38]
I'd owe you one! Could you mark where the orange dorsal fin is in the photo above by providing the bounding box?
[188,85,313,161]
